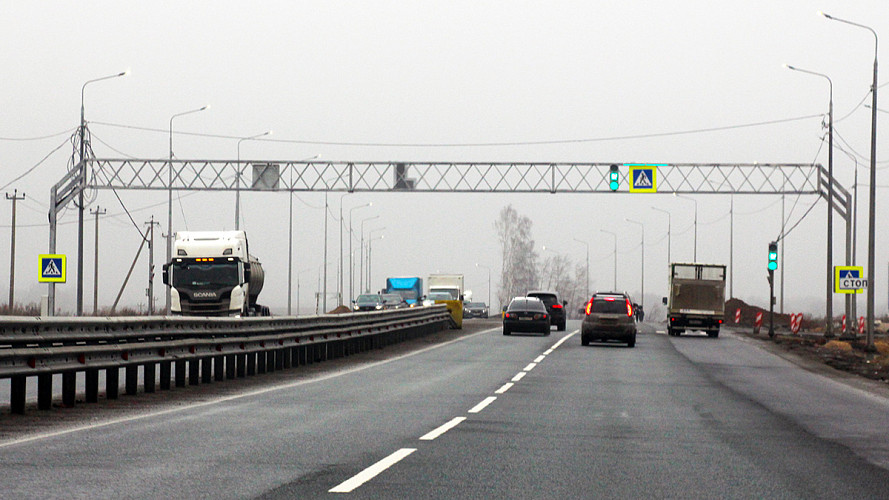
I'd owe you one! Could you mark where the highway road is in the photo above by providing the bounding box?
[2,320,889,498]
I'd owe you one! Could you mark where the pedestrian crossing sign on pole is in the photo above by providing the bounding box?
[38,254,66,283]
[627,165,659,193]
[834,266,866,294]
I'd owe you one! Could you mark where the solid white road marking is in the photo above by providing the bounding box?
[533,355,545,363]
[494,382,514,394]
[419,417,466,441]
[523,362,537,372]
[329,448,417,493]
[511,372,526,382]
[468,396,497,414]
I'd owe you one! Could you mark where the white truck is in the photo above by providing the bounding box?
[426,274,465,329]
[162,231,269,316]
[663,263,726,338]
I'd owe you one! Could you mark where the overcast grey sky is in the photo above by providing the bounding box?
[1,1,886,316]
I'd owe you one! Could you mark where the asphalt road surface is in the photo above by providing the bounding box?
[2,320,889,499]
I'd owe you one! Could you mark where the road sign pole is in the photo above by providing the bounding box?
[768,269,775,338]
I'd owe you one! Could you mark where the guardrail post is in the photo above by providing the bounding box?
[237,354,246,377]
[125,366,138,395]
[106,368,119,400]
[175,360,186,387]
[144,363,156,393]
[10,375,26,414]
[276,349,285,370]
[38,374,52,409]
[257,352,267,374]
[201,358,212,384]
[282,348,292,369]
[247,353,256,376]
[226,354,236,379]
[214,356,225,381]
[62,372,76,407]
[85,368,99,402]
[160,362,172,390]
[188,359,200,385]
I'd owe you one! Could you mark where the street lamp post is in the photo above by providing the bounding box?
[72,70,128,316]
[367,235,384,293]
[167,105,209,314]
[348,203,371,303]
[651,206,671,266]
[359,215,379,294]
[476,263,491,312]
[786,63,835,337]
[674,193,697,262]
[821,10,879,350]
[365,228,385,292]
[600,229,618,291]
[573,238,590,300]
[235,130,272,230]
[625,218,645,309]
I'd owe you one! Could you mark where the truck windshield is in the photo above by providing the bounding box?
[172,261,239,288]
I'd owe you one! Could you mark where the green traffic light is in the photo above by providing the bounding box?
[768,261,777,271]
[609,167,619,191]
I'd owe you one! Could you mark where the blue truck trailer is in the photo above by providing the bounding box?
[385,277,424,305]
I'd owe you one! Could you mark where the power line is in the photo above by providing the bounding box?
[0,137,70,191]
[0,128,77,142]
[91,113,823,148]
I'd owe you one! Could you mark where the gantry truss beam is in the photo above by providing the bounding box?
[86,160,828,195]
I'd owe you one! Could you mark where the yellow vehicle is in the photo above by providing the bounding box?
[425,274,465,328]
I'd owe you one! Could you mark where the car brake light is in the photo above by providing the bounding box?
[626,299,633,317]
[604,297,615,301]
[585,301,592,315]
[505,313,511,319]
[552,304,563,309]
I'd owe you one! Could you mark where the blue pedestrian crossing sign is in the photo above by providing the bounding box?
[834,266,866,294]
[627,165,659,193]
[38,254,66,283]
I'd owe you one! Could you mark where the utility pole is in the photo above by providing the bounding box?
[145,216,160,315]
[90,206,106,314]
[6,190,25,311]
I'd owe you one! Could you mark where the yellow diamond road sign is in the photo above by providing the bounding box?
[39,254,66,283]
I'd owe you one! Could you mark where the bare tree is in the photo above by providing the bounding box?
[495,205,538,306]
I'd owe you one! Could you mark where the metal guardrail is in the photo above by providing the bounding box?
[0,306,450,414]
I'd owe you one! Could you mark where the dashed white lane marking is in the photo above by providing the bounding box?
[468,396,497,414]
[544,349,554,355]
[494,382,514,394]
[533,355,545,363]
[523,362,537,372]
[419,417,466,441]
[511,372,526,382]
[329,448,417,493]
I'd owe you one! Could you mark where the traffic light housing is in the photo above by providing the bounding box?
[768,241,778,271]
[609,164,619,191]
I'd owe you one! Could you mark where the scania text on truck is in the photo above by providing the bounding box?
[426,274,465,328]
[662,263,725,338]
[162,231,270,316]
[384,277,423,306]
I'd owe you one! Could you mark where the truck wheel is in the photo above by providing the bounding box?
[707,330,719,338]
[503,328,511,336]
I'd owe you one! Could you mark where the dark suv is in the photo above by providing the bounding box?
[581,292,637,347]
[526,290,567,331]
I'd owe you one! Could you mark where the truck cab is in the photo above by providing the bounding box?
[162,231,268,316]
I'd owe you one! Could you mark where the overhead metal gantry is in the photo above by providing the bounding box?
[49,159,855,335]
[85,159,824,194]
